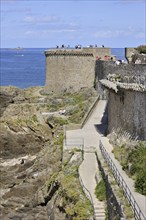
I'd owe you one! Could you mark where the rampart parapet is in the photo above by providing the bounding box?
[45,49,93,56]
[83,47,111,60]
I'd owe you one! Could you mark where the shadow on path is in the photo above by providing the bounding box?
[94,103,108,136]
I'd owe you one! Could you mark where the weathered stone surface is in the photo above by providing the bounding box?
[0,87,62,219]
[44,49,95,93]
[0,86,94,219]
[96,61,146,140]
[107,89,146,140]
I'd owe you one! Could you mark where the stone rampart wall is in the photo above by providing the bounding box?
[44,48,112,93]
[125,47,137,62]
[108,89,146,140]
[125,47,146,64]
[44,50,95,93]
[97,61,146,140]
[83,47,111,60]
[95,61,146,98]
[96,61,146,81]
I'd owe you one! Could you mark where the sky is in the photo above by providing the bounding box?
[1,0,146,48]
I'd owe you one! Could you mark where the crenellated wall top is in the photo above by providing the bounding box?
[44,47,111,59]
[44,49,94,56]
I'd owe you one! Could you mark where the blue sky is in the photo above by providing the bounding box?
[1,0,146,48]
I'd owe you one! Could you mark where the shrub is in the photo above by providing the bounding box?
[135,170,146,195]
[32,114,38,122]
[113,142,146,195]
[58,163,94,219]
[95,179,106,201]
[136,45,146,54]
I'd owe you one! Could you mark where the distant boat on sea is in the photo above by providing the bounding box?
[11,46,24,50]
[15,54,24,57]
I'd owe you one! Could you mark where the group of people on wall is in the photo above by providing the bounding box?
[55,44,82,49]
[55,44,105,49]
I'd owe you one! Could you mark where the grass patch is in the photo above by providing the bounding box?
[52,116,68,126]
[113,142,146,195]
[54,132,64,151]
[32,114,38,123]
[59,163,94,219]
[47,161,94,220]
[95,179,106,201]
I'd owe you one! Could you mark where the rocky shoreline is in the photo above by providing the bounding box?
[0,86,96,220]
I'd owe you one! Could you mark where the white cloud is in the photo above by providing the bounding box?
[24,28,76,36]
[24,31,36,36]
[49,29,76,33]
[23,15,59,24]
[135,32,145,39]
[93,30,124,38]
[24,16,35,23]
[1,8,31,13]
[93,26,145,39]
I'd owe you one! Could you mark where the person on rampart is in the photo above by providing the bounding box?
[75,44,81,49]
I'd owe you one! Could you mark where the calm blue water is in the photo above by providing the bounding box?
[0,48,46,88]
[0,48,125,89]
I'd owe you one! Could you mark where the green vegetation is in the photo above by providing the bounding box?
[95,179,106,201]
[46,88,96,124]
[32,114,38,122]
[135,171,146,195]
[68,102,87,124]
[59,164,93,219]
[124,201,134,219]
[113,142,146,195]
[47,161,94,220]
[114,74,121,82]
[54,132,64,151]
[136,45,146,54]
[100,151,134,219]
[52,116,68,126]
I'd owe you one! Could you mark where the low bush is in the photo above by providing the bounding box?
[113,142,146,195]
[135,170,146,195]
[136,45,146,54]
[95,179,106,201]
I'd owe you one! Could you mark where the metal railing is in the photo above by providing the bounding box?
[99,140,146,220]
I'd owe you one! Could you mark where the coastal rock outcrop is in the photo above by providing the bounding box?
[0,86,95,219]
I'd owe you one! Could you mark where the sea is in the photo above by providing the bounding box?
[0,48,126,89]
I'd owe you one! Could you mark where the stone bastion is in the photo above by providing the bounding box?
[44,48,111,93]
